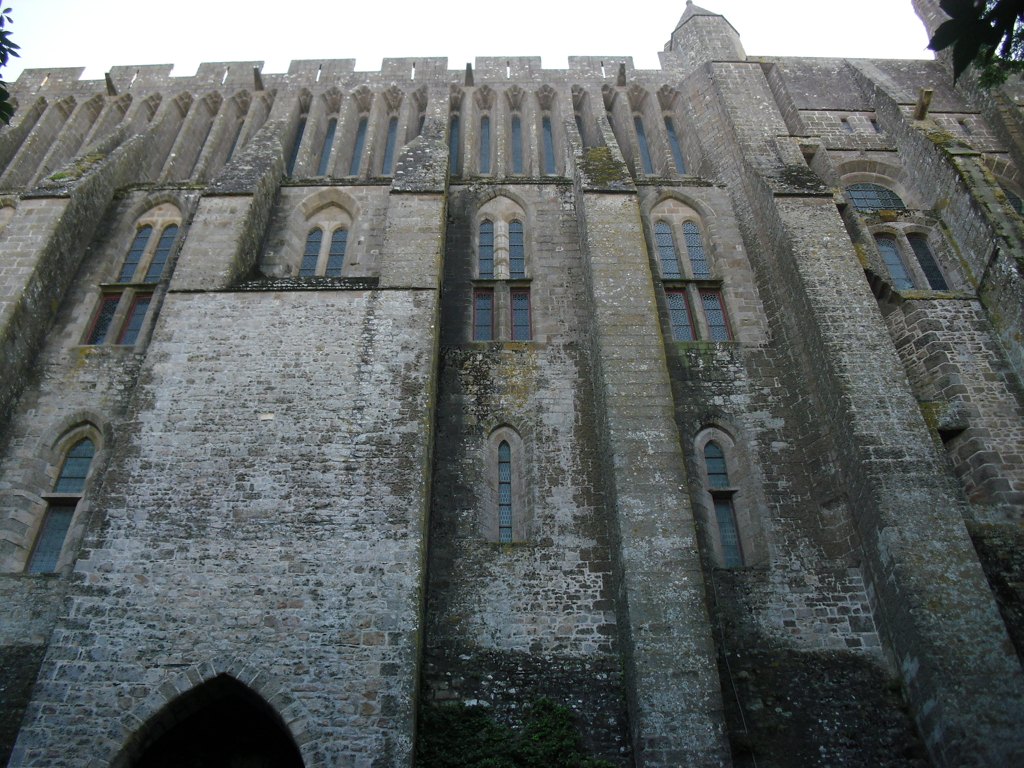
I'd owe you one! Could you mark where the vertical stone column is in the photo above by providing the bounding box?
[569,135,730,766]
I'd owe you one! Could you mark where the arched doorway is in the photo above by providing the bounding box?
[128,674,304,768]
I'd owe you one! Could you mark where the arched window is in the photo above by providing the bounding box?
[350,117,368,176]
[449,115,460,174]
[704,442,742,567]
[509,220,525,278]
[143,224,178,283]
[511,115,523,174]
[875,235,913,290]
[300,228,322,277]
[318,118,336,176]
[498,441,512,542]
[286,115,306,177]
[634,116,653,174]
[118,225,153,282]
[541,116,555,175]
[846,183,906,211]
[665,117,685,173]
[479,115,491,174]
[478,220,494,278]
[325,228,347,277]
[908,235,948,291]
[700,291,731,340]
[654,221,680,278]
[27,438,95,573]
[382,116,399,175]
[683,222,709,278]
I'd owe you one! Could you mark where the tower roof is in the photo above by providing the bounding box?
[673,1,739,36]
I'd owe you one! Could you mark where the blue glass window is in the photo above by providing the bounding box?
[478,220,494,278]
[665,117,685,173]
[318,118,336,176]
[118,226,152,283]
[300,229,322,277]
[287,116,306,177]
[684,222,709,278]
[326,229,347,277]
[875,235,913,290]
[26,504,75,573]
[87,296,119,345]
[144,225,178,283]
[654,222,680,278]
[667,291,694,341]
[474,289,493,341]
[509,221,525,278]
[634,116,653,174]
[350,118,367,176]
[705,442,729,486]
[700,291,730,340]
[54,439,95,494]
[225,119,245,163]
[511,115,523,174]
[512,290,531,341]
[479,116,491,174]
[542,116,555,174]
[383,117,398,174]
[498,441,512,543]
[117,295,151,345]
[847,183,905,211]
[714,498,743,566]
[449,115,460,174]
[908,235,948,291]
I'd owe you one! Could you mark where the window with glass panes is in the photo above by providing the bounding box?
[700,291,730,340]
[474,289,493,341]
[511,290,531,341]
[498,441,512,542]
[667,290,694,341]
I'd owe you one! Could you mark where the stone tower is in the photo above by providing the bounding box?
[1,2,1023,766]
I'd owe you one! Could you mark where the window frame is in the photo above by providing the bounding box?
[473,288,494,341]
[484,426,527,543]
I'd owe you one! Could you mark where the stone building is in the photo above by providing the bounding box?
[0,0,1023,765]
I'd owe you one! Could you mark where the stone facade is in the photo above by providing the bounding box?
[1,2,1023,766]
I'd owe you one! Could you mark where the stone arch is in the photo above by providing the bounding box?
[108,663,324,768]
[481,424,532,542]
[104,194,189,283]
[835,159,917,208]
[648,195,719,278]
[477,194,529,280]
[279,188,359,277]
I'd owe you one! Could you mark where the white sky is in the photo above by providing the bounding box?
[7,0,933,83]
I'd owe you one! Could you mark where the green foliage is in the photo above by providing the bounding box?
[0,7,17,124]
[416,698,615,768]
[929,0,1024,84]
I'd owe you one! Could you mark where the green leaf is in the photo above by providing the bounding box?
[940,0,983,21]
[929,19,964,51]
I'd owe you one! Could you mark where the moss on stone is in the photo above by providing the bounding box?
[579,147,629,186]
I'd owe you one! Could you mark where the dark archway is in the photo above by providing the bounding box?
[128,674,304,768]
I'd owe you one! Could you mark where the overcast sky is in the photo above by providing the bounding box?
[7,0,934,83]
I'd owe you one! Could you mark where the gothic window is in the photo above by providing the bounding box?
[846,183,905,211]
[300,228,323,277]
[683,222,709,278]
[27,438,95,573]
[325,229,347,276]
[700,291,731,340]
[382,116,399,175]
[542,116,555,174]
[655,221,681,278]
[874,235,914,290]
[479,115,491,174]
[509,220,525,278]
[511,290,531,341]
[118,226,153,282]
[511,115,523,174]
[143,225,178,283]
[665,117,685,173]
[350,117,368,176]
[474,289,494,341]
[449,115,460,174]
[498,441,512,542]
[908,235,948,291]
[287,115,306,177]
[666,290,694,341]
[634,116,654,174]
[704,442,742,567]
[118,295,152,345]
[479,220,494,278]
[318,118,336,176]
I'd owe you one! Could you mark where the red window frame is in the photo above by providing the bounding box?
[511,289,531,341]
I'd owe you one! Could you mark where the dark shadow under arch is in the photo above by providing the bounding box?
[125,674,304,768]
